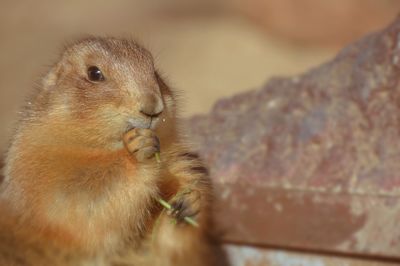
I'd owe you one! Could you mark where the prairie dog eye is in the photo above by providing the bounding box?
[87,66,105,82]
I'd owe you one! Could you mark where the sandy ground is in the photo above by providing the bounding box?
[0,0,335,152]
[226,245,399,266]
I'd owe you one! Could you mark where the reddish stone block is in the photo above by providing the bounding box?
[187,16,400,258]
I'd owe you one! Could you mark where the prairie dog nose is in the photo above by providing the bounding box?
[140,93,164,117]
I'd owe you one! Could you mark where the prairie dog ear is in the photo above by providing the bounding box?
[42,62,65,90]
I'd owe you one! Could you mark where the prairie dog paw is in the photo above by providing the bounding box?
[168,190,201,225]
[123,128,160,162]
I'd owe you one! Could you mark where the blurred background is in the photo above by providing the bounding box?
[1,1,400,265]
[1,0,399,153]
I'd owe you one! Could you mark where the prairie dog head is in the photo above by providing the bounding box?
[34,37,176,147]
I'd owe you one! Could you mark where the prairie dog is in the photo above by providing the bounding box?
[0,37,228,266]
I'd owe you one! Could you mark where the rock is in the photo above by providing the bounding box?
[187,16,400,258]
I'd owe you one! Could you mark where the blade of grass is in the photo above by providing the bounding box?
[157,198,199,227]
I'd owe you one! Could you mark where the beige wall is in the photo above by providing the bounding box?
[0,0,336,153]
[3,0,396,152]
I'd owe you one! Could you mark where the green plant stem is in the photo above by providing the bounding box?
[157,198,199,227]
[155,152,161,163]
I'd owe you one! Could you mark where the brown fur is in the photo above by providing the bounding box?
[0,37,229,266]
